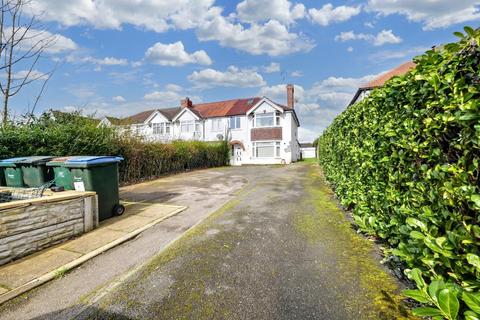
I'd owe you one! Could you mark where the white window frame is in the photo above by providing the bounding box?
[211,118,223,131]
[180,120,195,133]
[254,112,280,128]
[252,141,281,158]
[165,122,171,134]
[152,123,163,135]
[229,116,241,130]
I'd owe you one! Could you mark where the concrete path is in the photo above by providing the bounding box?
[0,168,247,320]
[45,163,409,320]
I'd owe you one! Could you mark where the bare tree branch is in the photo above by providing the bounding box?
[1,0,54,126]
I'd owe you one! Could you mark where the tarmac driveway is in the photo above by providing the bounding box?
[0,167,247,320]
[83,164,409,319]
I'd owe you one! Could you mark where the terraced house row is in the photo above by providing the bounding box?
[99,85,301,165]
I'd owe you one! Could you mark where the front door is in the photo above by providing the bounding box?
[233,145,243,166]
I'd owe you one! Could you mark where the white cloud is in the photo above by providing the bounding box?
[369,46,428,61]
[112,95,126,102]
[368,0,480,30]
[144,90,182,102]
[236,0,305,24]
[5,27,77,54]
[290,70,303,77]
[308,4,361,26]
[25,0,220,33]
[258,84,305,103]
[25,1,314,57]
[67,55,128,66]
[144,41,212,66]
[188,65,266,88]
[13,69,48,81]
[196,18,314,56]
[335,29,402,46]
[165,84,182,92]
[262,62,281,73]
[347,46,354,52]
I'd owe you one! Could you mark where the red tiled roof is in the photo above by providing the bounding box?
[191,97,263,118]
[361,61,416,89]
[112,96,296,123]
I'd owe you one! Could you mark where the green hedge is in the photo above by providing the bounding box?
[0,112,230,184]
[318,27,480,309]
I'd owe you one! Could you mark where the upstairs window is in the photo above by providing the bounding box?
[255,112,280,127]
[211,118,223,131]
[229,116,241,129]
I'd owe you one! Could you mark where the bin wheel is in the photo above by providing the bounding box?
[113,204,125,216]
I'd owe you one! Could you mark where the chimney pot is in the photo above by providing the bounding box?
[181,97,192,108]
[287,84,294,109]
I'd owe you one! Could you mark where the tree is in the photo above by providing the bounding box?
[0,0,55,126]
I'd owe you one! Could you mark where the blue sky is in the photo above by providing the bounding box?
[9,0,480,141]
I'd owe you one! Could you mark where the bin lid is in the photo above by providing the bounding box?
[47,156,80,166]
[65,156,124,165]
[0,157,28,163]
[16,156,53,165]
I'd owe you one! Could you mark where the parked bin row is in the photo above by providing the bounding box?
[0,156,124,220]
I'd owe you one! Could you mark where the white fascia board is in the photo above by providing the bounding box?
[246,97,284,115]
[172,107,200,122]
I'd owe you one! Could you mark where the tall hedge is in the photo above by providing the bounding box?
[0,112,230,184]
[318,27,480,292]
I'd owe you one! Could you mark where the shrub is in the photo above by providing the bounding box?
[318,27,480,318]
[0,112,230,184]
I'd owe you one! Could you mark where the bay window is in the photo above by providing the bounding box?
[152,122,172,135]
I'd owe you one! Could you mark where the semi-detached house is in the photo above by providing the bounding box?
[99,84,301,165]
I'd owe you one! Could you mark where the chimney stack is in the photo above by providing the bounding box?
[287,84,294,109]
[181,97,193,108]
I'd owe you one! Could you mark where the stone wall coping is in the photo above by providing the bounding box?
[0,189,97,212]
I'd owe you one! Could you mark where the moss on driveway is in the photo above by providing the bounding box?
[84,164,413,320]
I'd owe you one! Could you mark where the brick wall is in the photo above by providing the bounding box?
[0,193,98,266]
[251,127,282,141]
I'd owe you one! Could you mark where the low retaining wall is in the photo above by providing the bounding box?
[0,190,98,266]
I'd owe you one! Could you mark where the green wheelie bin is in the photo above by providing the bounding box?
[0,157,28,187]
[16,156,54,187]
[0,166,5,186]
[47,157,77,190]
[63,156,125,221]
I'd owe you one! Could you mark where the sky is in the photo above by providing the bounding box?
[7,0,480,142]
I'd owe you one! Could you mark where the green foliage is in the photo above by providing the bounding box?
[318,26,480,318]
[405,268,480,320]
[0,111,230,184]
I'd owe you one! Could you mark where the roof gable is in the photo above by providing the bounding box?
[172,107,201,121]
[246,98,284,115]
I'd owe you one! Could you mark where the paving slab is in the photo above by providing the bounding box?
[61,229,126,254]
[0,248,82,288]
[0,203,185,305]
